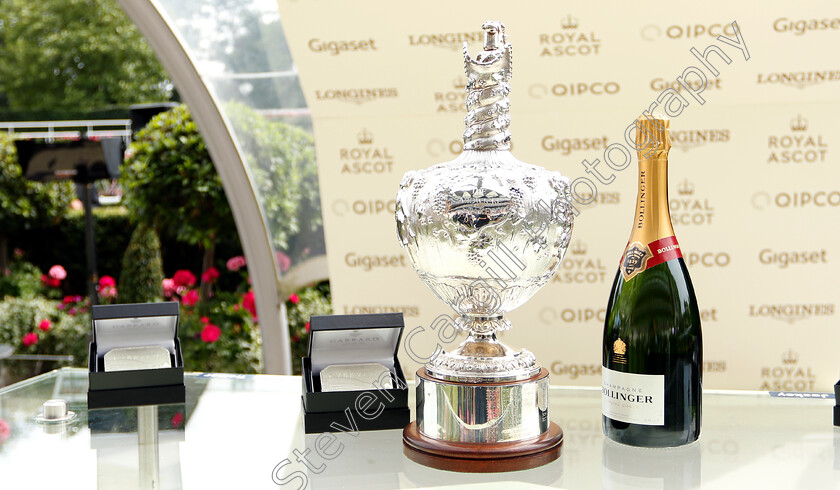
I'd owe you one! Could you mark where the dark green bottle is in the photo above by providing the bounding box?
[602,114,702,447]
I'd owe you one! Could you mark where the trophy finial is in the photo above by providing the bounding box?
[462,21,512,151]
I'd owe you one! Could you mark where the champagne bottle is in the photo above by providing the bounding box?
[601,114,702,447]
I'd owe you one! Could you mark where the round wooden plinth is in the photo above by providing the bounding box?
[403,421,563,473]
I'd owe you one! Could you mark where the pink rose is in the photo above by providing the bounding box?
[99,286,117,300]
[200,324,221,343]
[162,278,176,298]
[0,418,10,444]
[22,332,38,347]
[171,412,184,429]
[242,291,257,320]
[305,321,310,333]
[98,275,116,290]
[226,256,246,272]
[199,316,210,324]
[38,319,51,331]
[288,293,300,305]
[182,290,199,307]
[275,251,291,273]
[201,267,220,283]
[172,270,197,288]
[48,265,67,280]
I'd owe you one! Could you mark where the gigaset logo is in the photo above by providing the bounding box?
[772,17,840,36]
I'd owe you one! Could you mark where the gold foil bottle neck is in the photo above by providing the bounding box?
[636,113,670,159]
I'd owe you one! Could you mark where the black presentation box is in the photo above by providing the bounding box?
[88,302,185,409]
[301,313,409,434]
[834,380,839,427]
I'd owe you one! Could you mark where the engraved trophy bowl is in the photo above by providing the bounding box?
[396,21,574,471]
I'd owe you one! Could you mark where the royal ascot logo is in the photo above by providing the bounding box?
[756,70,840,89]
[748,303,835,324]
[314,87,398,105]
[307,38,379,55]
[344,252,409,271]
[541,135,609,155]
[641,23,738,41]
[407,31,484,50]
[552,240,609,284]
[649,77,722,96]
[538,15,603,57]
[433,77,467,113]
[670,179,715,226]
[752,190,840,210]
[669,129,730,152]
[772,17,840,36]
[759,349,816,391]
[767,115,828,164]
[338,129,395,175]
[342,305,420,317]
[529,81,620,98]
[758,248,827,268]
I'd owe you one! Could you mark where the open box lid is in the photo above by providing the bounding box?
[308,313,404,375]
[92,303,180,357]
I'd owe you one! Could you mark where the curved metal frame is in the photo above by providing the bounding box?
[117,0,290,374]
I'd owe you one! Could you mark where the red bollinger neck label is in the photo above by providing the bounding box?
[620,236,682,281]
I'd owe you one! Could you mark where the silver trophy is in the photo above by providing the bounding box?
[397,21,574,471]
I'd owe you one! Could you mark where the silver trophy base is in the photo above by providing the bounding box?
[404,368,563,472]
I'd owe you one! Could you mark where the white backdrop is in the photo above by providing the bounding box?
[276,0,840,391]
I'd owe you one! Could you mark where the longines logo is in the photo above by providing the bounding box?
[433,77,467,113]
[528,81,620,98]
[539,306,606,324]
[748,303,834,324]
[650,77,722,96]
[308,38,378,55]
[758,248,827,268]
[760,350,816,391]
[669,129,730,152]
[670,179,715,225]
[767,115,828,164]
[541,135,609,155]
[344,252,408,271]
[342,305,419,317]
[407,31,483,50]
[552,241,608,284]
[331,199,396,216]
[641,23,737,41]
[538,15,603,57]
[314,88,398,105]
[773,17,840,36]
[752,190,840,210]
[339,129,394,174]
[756,70,840,89]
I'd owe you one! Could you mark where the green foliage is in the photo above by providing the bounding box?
[0,134,75,236]
[118,225,164,304]
[224,102,322,259]
[286,281,332,375]
[0,296,89,383]
[0,0,171,111]
[0,259,43,299]
[121,105,236,251]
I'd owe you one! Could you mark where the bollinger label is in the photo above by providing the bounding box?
[620,236,682,281]
[602,366,664,425]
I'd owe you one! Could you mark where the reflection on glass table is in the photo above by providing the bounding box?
[0,368,837,489]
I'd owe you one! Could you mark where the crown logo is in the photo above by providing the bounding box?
[561,14,579,30]
[452,77,467,89]
[782,349,798,364]
[570,241,587,255]
[678,179,695,195]
[613,338,626,355]
[790,114,808,132]
[357,129,373,145]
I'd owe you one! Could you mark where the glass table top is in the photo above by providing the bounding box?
[0,368,837,489]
